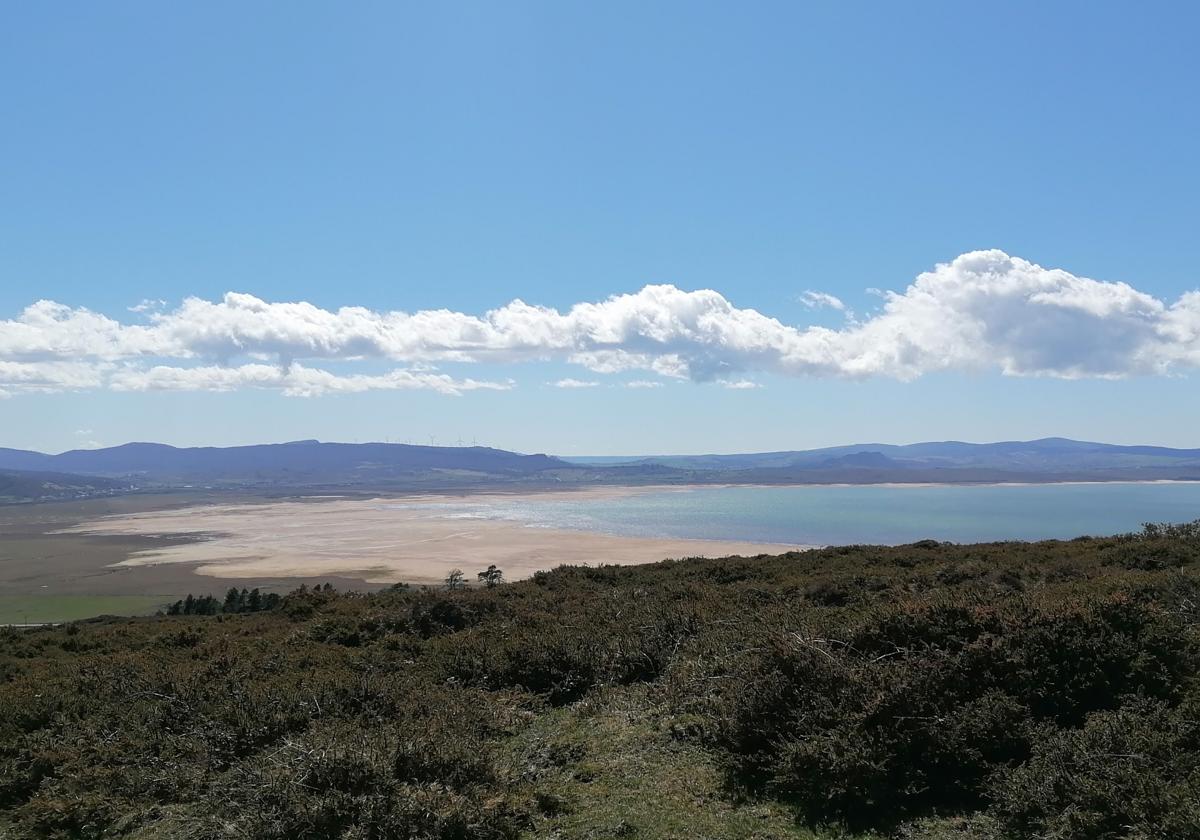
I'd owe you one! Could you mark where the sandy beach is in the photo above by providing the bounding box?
[60,490,809,585]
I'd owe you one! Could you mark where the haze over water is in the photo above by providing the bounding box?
[473,483,1200,545]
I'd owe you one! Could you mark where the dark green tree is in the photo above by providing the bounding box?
[477,565,504,588]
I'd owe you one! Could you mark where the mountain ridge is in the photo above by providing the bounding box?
[2,437,1199,492]
[564,437,1200,472]
[0,440,566,483]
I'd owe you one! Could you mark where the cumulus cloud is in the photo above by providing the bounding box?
[719,379,761,390]
[625,380,665,389]
[551,378,599,389]
[1,250,1198,396]
[0,301,172,362]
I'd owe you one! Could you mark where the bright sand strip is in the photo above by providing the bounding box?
[64,491,810,585]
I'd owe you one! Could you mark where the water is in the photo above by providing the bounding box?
[463,482,1200,545]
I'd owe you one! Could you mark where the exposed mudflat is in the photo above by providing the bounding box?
[58,490,807,586]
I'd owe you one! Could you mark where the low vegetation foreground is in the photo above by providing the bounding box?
[3,524,1200,839]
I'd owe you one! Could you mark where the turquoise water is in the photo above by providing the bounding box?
[473,483,1200,545]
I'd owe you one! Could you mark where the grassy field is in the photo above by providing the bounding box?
[0,595,171,625]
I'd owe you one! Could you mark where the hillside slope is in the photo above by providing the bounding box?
[3,524,1198,838]
[0,470,131,503]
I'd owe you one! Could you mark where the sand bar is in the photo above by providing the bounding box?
[63,490,811,585]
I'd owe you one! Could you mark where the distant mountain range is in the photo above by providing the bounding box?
[0,440,564,488]
[1,437,1198,501]
[561,436,1200,475]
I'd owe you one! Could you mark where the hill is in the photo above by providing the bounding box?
[2,523,1198,838]
[0,441,567,488]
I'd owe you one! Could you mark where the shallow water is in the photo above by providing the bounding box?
[472,482,1200,545]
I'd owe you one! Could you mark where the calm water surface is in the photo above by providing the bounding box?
[469,483,1200,545]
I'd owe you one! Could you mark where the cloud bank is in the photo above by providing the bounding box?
[2,250,1198,397]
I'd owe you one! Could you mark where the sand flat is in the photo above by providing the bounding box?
[63,491,809,585]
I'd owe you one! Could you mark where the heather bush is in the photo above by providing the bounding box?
[1,524,1198,836]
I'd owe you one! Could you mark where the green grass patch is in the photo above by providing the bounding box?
[0,594,170,624]
[508,685,844,840]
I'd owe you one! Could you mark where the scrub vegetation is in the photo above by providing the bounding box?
[2,522,1199,839]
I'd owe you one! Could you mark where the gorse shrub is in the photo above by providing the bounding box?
[1,523,1199,837]
[707,591,1199,829]
[989,697,1200,839]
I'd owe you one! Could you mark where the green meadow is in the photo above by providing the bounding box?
[0,595,171,625]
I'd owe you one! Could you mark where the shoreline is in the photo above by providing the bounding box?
[14,478,1200,595]
[585,478,1200,490]
[350,477,1200,505]
[63,492,812,586]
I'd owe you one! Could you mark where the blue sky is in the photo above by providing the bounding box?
[2,1,1199,454]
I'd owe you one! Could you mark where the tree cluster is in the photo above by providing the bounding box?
[164,587,281,616]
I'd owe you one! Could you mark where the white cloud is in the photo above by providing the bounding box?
[1,250,1199,396]
[828,251,1174,380]
[719,379,761,390]
[0,360,109,392]
[551,378,599,389]
[798,290,846,311]
[110,364,512,397]
[0,302,166,361]
[625,380,664,388]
